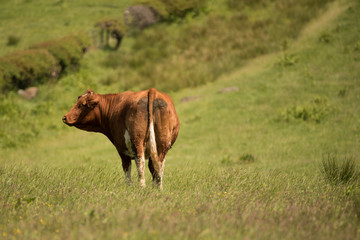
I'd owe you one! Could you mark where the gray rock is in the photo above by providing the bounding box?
[180,95,202,103]
[218,86,239,93]
[124,5,159,30]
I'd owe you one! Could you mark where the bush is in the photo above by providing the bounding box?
[6,35,21,46]
[221,154,255,165]
[96,18,127,34]
[30,34,90,72]
[239,154,255,163]
[0,58,19,92]
[221,155,233,165]
[95,18,126,49]
[0,49,59,92]
[276,53,298,67]
[281,97,331,123]
[0,34,90,93]
[321,154,359,185]
[72,33,92,53]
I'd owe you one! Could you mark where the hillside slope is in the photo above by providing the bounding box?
[1,0,360,239]
[0,0,130,56]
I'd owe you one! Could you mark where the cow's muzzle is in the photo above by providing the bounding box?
[62,115,72,126]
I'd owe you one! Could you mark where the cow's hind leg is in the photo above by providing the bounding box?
[135,153,146,187]
[148,157,164,188]
[149,154,166,190]
[148,158,156,185]
[120,153,132,185]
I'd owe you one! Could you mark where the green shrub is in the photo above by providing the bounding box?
[30,34,91,72]
[0,58,19,92]
[281,97,331,123]
[239,154,255,163]
[95,18,127,35]
[135,0,168,18]
[319,32,333,43]
[72,33,92,53]
[221,154,255,165]
[276,53,298,67]
[321,154,359,185]
[221,155,233,165]
[0,34,90,93]
[6,35,21,46]
[162,0,206,19]
[0,49,59,92]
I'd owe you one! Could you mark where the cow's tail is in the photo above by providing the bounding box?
[148,88,159,165]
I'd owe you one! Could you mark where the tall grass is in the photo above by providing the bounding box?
[1,0,360,239]
[321,154,359,184]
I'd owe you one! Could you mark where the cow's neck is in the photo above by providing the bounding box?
[96,94,122,143]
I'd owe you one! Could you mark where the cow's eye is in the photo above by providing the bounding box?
[77,96,81,99]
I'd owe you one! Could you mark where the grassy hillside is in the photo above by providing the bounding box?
[102,0,334,91]
[0,0,130,56]
[1,0,360,239]
[0,0,333,148]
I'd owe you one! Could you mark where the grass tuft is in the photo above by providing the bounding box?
[239,154,255,163]
[221,154,255,165]
[281,97,330,123]
[276,53,298,67]
[320,154,359,185]
[6,35,21,46]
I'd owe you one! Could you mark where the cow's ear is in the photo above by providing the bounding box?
[86,89,95,95]
[86,94,99,108]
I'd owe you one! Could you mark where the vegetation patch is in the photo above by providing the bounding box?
[1,0,360,239]
[95,18,126,49]
[221,154,255,165]
[0,49,59,92]
[30,34,91,73]
[104,0,333,92]
[6,35,21,46]
[239,153,255,164]
[280,97,331,123]
[276,53,298,67]
[0,94,40,148]
[0,34,90,93]
[320,154,359,185]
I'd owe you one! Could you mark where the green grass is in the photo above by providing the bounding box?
[0,0,131,56]
[321,154,359,184]
[103,0,333,92]
[1,0,360,239]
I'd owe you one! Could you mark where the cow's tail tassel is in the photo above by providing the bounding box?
[148,88,159,167]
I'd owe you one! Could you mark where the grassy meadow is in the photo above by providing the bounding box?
[0,0,130,56]
[1,0,360,239]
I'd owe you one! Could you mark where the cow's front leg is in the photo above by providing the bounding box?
[135,154,146,187]
[120,153,132,185]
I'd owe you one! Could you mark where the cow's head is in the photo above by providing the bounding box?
[62,90,100,130]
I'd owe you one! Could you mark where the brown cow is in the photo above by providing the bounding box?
[62,88,180,189]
